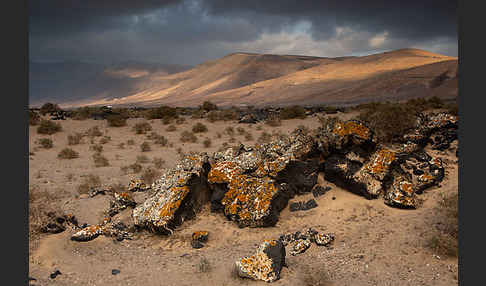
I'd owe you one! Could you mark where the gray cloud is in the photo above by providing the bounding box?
[29,0,457,65]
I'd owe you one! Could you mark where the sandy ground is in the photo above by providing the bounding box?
[28,112,458,285]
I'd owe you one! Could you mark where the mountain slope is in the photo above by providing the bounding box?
[47,48,458,108]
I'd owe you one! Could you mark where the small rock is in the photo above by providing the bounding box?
[312,185,331,198]
[289,202,302,212]
[112,269,121,275]
[302,199,318,210]
[191,240,204,249]
[332,196,336,200]
[50,270,61,279]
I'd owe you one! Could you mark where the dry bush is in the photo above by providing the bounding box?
[37,119,62,135]
[39,102,61,115]
[216,132,222,139]
[153,157,165,169]
[154,135,169,147]
[90,144,103,153]
[29,186,58,251]
[162,117,173,125]
[357,103,417,143]
[197,257,212,273]
[427,191,458,257]
[85,126,103,137]
[118,142,125,149]
[77,174,102,194]
[244,132,254,141]
[93,152,109,167]
[141,167,161,185]
[265,115,282,127]
[137,155,150,164]
[201,101,218,112]
[145,105,178,120]
[99,136,111,144]
[68,133,84,145]
[192,122,208,133]
[225,127,235,136]
[236,126,246,135]
[29,110,40,126]
[256,125,263,131]
[180,131,198,143]
[191,109,206,119]
[133,121,152,134]
[127,139,135,145]
[280,105,306,119]
[140,142,151,152]
[166,125,177,132]
[37,138,53,149]
[175,117,186,125]
[106,114,127,127]
[202,138,212,148]
[57,148,79,159]
[66,173,75,182]
[121,163,143,174]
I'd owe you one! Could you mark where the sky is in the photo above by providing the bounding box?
[29,0,458,66]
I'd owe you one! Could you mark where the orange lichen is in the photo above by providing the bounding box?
[364,148,396,177]
[332,121,371,140]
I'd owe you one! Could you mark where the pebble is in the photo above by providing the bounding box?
[112,269,121,275]
[50,270,61,279]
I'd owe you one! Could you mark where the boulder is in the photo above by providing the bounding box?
[235,240,286,282]
[132,153,211,234]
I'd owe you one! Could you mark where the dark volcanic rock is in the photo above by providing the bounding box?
[312,185,331,198]
[236,240,286,282]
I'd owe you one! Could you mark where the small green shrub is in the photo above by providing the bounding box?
[40,102,61,115]
[37,120,62,135]
[201,101,218,112]
[280,105,306,119]
[58,148,79,159]
[37,138,53,149]
[192,122,208,133]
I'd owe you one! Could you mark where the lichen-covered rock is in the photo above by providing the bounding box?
[235,240,286,282]
[314,233,335,246]
[289,239,312,256]
[191,231,209,248]
[384,175,417,208]
[132,153,211,234]
[208,129,319,227]
[71,224,106,241]
[71,216,133,242]
[108,191,137,217]
[127,179,150,192]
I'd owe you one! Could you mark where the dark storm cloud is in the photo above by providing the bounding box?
[29,0,457,65]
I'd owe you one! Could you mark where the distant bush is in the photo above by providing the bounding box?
[141,167,161,185]
[127,139,135,146]
[265,115,282,127]
[40,102,61,115]
[68,133,84,145]
[192,122,208,133]
[93,153,109,167]
[85,126,103,137]
[201,101,218,112]
[202,138,212,148]
[225,127,235,136]
[357,103,417,143]
[244,132,254,141]
[153,157,165,169]
[175,117,186,125]
[166,125,177,132]
[99,136,111,144]
[107,114,127,127]
[37,138,53,149]
[180,131,198,143]
[136,155,150,164]
[90,144,103,153]
[145,105,178,120]
[37,120,62,135]
[280,105,306,119]
[58,148,79,159]
[132,121,152,134]
[140,142,151,152]
[236,127,246,135]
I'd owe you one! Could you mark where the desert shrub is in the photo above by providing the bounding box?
[145,105,178,120]
[427,191,458,257]
[197,257,212,273]
[40,102,61,115]
[265,114,282,127]
[236,127,246,135]
[106,114,127,127]
[191,109,206,119]
[68,133,84,145]
[90,144,103,153]
[244,132,254,141]
[202,138,212,148]
[133,121,152,134]
[192,122,208,133]
[127,139,135,145]
[216,132,222,139]
[446,103,459,116]
[121,163,143,174]
[37,119,62,135]
[166,125,177,132]
[180,131,198,143]
[153,157,165,169]
[98,136,111,144]
[201,101,218,112]
[427,96,444,108]
[136,155,150,164]
[220,109,238,121]
[29,110,40,126]
[357,103,417,143]
[175,117,186,125]
[93,153,109,167]
[118,143,125,149]
[37,138,53,149]
[280,105,306,119]
[85,126,103,137]
[57,148,79,159]
[141,167,161,185]
[228,137,236,143]
[162,117,173,125]
[77,174,101,194]
[255,125,263,131]
[140,142,151,152]
[225,127,235,136]
[155,135,169,146]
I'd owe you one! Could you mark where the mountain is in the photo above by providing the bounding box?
[31,48,458,108]
[28,61,191,107]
